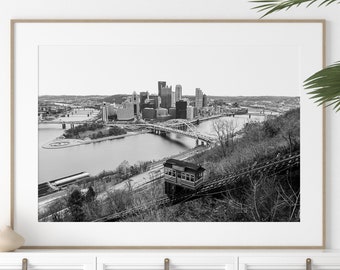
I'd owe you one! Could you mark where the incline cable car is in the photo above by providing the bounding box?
[163,159,205,198]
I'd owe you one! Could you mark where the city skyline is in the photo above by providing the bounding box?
[38,45,300,97]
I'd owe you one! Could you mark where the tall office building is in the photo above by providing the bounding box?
[176,100,187,119]
[158,81,166,96]
[195,88,204,108]
[160,85,172,109]
[140,91,149,112]
[102,102,109,123]
[187,105,194,120]
[129,91,140,116]
[175,85,182,102]
[203,94,208,107]
[171,91,176,108]
[149,95,161,109]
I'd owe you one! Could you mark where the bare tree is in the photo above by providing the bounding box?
[213,119,237,157]
[281,119,300,154]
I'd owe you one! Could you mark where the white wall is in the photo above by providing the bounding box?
[0,0,339,249]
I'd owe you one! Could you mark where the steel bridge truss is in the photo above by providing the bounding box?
[147,119,216,144]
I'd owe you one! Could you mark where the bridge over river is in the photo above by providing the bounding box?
[140,119,217,145]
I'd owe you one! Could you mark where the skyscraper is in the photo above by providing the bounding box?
[149,94,161,109]
[176,100,187,119]
[140,91,149,112]
[187,105,194,120]
[129,91,140,116]
[175,85,182,102]
[195,88,204,108]
[160,85,172,109]
[203,94,208,107]
[158,81,166,96]
[171,91,175,108]
[102,102,108,123]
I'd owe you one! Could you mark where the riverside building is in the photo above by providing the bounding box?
[102,102,109,123]
[187,105,194,120]
[176,100,187,119]
[117,101,134,121]
[195,88,204,108]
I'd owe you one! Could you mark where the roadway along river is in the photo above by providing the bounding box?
[38,114,265,184]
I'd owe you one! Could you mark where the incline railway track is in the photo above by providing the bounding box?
[94,151,300,222]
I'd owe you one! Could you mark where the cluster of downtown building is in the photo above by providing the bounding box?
[102,81,209,122]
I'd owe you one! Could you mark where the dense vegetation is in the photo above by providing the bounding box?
[63,123,127,140]
[63,123,104,138]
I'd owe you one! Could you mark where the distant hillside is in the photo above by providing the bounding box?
[209,95,299,103]
[39,95,106,99]
[38,94,130,104]
[103,95,129,104]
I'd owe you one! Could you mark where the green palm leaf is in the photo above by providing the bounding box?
[250,0,340,112]
[304,62,340,111]
[251,0,339,17]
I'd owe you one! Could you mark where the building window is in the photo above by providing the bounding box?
[165,168,172,175]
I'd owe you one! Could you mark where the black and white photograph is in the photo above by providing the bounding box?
[37,44,301,223]
[11,20,324,247]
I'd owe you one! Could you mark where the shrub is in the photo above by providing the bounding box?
[67,188,85,222]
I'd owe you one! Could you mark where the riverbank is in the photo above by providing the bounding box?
[38,144,208,220]
[42,130,150,149]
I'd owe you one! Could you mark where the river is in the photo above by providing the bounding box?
[38,113,266,183]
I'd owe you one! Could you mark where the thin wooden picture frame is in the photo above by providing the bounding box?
[10,19,326,249]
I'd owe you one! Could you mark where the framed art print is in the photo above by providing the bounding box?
[11,20,325,248]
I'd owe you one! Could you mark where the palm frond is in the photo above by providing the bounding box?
[251,0,339,17]
[304,62,340,111]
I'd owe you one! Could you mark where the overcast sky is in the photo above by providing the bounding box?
[38,45,300,97]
